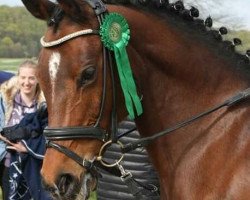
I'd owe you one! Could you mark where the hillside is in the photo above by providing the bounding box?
[0,6,45,58]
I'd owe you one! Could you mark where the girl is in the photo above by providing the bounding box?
[0,60,50,200]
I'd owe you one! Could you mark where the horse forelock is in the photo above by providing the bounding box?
[47,6,64,31]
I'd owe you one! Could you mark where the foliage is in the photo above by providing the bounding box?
[0,5,46,58]
[89,192,97,200]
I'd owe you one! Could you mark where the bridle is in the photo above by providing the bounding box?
[44,0,119,175]
[42,2,160,196]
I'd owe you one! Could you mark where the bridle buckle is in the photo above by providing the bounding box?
[97,140,125,167]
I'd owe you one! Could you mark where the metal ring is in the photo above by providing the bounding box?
[97,140,124,167]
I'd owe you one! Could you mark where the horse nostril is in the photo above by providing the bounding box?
[56,173,80,197]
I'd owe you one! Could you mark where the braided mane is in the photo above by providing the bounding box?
[103,0,250,73]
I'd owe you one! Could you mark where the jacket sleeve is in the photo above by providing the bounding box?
[0,95,7,161]
[0,95,6,132]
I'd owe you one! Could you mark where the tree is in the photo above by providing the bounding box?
[0,5,46,58]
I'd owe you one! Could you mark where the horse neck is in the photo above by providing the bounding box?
[111,5,250,167]
[111,5,247,125]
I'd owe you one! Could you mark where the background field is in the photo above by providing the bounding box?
[0,58,26,72]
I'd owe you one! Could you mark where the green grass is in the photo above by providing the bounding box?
[0,188,96,199]
[89,192,97,200]
[0,58,27,72]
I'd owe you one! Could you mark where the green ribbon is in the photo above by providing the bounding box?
[100,13,143,119]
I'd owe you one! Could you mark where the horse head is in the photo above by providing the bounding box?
[21,0,128,199]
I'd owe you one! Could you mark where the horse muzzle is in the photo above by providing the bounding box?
[42,172,97,200]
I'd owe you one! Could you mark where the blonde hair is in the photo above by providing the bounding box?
[17,60,37,75]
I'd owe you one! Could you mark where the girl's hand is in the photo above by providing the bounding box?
[6,142,28,153]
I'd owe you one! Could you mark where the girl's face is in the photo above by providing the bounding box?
[18,67,38,97]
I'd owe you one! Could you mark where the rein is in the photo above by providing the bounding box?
[122,87,250,153]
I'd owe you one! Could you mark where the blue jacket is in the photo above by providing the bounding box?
[0,71,14,84]
[6,105,50,200]
[9,135,51,200]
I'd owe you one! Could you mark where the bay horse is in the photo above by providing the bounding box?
[21,0,250,199]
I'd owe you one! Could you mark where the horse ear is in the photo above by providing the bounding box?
[21,0,56,20]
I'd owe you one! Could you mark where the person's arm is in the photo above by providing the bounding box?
[0,134,27,153]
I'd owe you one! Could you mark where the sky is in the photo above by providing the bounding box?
[0,0,22,6]
[0,0,249,30]
[183,0,250,30]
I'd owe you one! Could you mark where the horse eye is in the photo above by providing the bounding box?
[83,67,96,80]
[78,67,96,87]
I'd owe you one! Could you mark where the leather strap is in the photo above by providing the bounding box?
[85,0,107,15]
[122,87,250,153]
[44,126,107,141]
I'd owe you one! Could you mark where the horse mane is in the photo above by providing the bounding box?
[50,0,250,77]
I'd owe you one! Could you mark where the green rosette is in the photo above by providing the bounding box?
[100,13,143,119]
